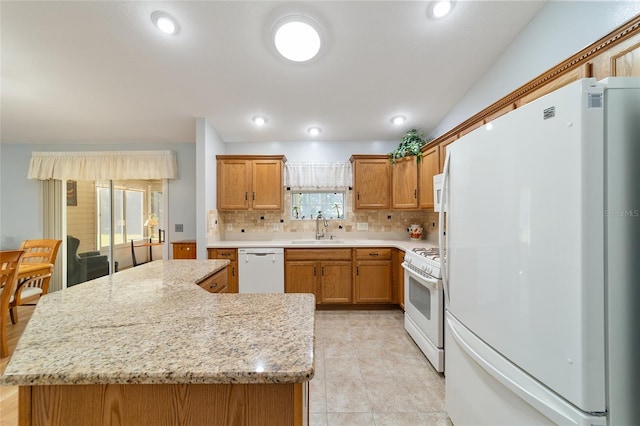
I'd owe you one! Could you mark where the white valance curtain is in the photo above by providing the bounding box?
[285,162,352,189]
[27,151,178,181]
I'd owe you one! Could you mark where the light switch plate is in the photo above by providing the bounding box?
[356,222,368,231]
[226,224,233,231]
[175,224,184,232]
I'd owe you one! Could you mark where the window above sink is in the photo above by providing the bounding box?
[290,191,346,220]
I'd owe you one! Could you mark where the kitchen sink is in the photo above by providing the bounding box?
[291,239,345,245]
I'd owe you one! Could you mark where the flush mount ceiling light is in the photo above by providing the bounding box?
[308,127,321,136]
[252,116,267,126]
[427,1,456,19]
[151,11,180,35]
[391,115,406,126]
[273,15,323,62]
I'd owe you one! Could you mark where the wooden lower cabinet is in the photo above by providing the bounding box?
[319,261,352,304]
[284,249,352,304]
[354,248,392,304]
[207,248,238,293]
[19,381,308,426]
[392,248,405,310]
[198,268,228,293]
[172,240,196,259]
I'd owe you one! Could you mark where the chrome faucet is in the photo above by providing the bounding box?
[316,211,329,240]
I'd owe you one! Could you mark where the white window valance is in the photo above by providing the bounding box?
[285,162,352,190]
[27,151,178,181]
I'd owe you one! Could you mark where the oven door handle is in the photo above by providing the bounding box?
[402,264,440,290]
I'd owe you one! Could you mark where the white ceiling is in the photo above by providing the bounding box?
[1,1,546,145]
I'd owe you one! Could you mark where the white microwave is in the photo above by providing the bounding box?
[433,173,444,212]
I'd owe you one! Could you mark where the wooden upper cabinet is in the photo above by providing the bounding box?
[438,135,457,173]
[419,145,440,209]
[216,155,285,211]
[350,155,391,210]
[391,156,419,209]
[252,159,284,210]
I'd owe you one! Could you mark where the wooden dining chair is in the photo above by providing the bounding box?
[9,239,61,324]
[1,250,24,358]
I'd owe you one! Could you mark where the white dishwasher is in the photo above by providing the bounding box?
[238,248,285,293]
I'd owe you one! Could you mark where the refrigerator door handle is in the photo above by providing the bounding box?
[439,150,451,304]
[446,313,606,426]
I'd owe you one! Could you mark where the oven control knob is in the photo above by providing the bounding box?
[426,266,433,274]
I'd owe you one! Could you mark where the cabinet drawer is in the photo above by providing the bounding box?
[172,241,196,259]
[198,269,228,293]
[355,248,391,260]
[285,248,352,261]
[208,248,237,261]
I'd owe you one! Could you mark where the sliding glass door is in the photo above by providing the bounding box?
[65,179,164,287]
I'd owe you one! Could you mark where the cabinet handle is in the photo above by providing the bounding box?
[357,191,360,200]
[321,266,325,276]
[313,266,317,277]
[369,252,379,256]
[414,189,417,199]
[252,192,255,201]
[220,253,231,257]
[245,192,248,201]
[232,266,235,277]
[356,266,359,276]
[209,282,218,289]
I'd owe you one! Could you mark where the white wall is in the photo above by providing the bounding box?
[196,118,225,259]
[430,1,640,139]
[0,142,196,250]
[223,140,398,162]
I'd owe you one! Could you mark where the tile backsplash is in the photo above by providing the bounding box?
[208,189,439,242]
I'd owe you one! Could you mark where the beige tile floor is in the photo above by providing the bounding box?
[311,310,452,426]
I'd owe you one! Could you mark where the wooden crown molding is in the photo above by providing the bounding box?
[427,13,640,149]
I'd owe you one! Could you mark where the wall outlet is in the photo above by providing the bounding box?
[356,222,368,231]
[272,223,279,231]
[175,224,184,232]
[226,223,233,232]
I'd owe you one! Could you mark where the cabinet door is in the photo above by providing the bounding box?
[217,159,251,210]
[320,261,352,304]
[226,261,239,293]
[419,146,440,209]
[252,159,283,210]
[438,135,457,173]
[392,156,419,209]
[352,158,390,209]
[392,249,405,309]
[285,261,318,300]
[355,260,392,303]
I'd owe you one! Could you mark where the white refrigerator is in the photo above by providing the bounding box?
[440,78,640,425]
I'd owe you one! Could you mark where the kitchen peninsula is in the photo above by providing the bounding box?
[1,260,315,426]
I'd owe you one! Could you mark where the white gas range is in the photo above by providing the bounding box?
[402,247,445,372]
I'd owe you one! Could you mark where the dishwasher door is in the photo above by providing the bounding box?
[238,248,285,293]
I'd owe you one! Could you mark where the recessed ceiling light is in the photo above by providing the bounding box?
[485,122,494,131]
[391,116,406,126]
[428,1,455,19]
[308,127,321,136]
[273,16,322,62]
[253,116,267,126]
[151,11,180,35]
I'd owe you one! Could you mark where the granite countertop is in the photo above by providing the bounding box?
[1,260,315,386]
